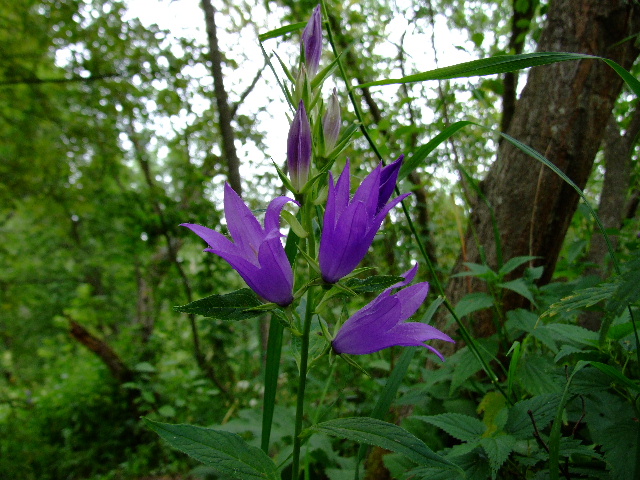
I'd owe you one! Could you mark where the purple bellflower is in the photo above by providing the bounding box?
[302,5,322,78]
[319,156,409,283]
[332,264,454,358]
[181,183,296,307]
[287,100,312,192]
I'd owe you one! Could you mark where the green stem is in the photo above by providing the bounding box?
[260,317,284,453]
[291,287,315,480]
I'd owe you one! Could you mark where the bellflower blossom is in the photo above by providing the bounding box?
[181,183,296,307]
[332,264,454,357]
[301,5,322,77]
[319,156,409,283]
[287,100,312,192]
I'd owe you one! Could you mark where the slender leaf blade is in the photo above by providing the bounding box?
[359,52,596,88]
[258,21,306,42]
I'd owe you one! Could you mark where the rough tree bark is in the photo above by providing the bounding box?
[586,106,640,275]
[441,0,640,344]
[580,107,640,330]
[201,0,242,196]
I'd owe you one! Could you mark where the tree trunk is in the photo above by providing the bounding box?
[501,0,537,135]
[580,107,640,330]
[442,0,640,344]
[201,0,243,196]
[586,107,640,275]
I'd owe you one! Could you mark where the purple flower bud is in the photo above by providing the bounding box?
[287,100,312,192]
[322,88,341,154]
[181,184,297,307]
[319,159,410,283]
[332,264,454,357]
[302,5,322,78]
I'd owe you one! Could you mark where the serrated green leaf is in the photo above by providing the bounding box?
[608,321,636,341]
[498,278,536,304]
[505,308,538,336]
[608,259,640,316]
[534,324,598,350]
[413,413,486,442]
[144,419,278,480]
[480,434,516,477]
[585,391,640,480]
[498,255,538,276]
[541,282,618,318]
[454,292,495,318]
[306,417,460,472]
[449,340,499,393]
[406,450,490,480]
[517,356,564,396]
[454,262,497,280]
[174,289,263,320]
[505,393,562,439]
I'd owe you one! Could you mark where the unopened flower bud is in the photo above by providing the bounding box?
[287,100,312,192]
[302,5,322,78]
[322,88,341,154]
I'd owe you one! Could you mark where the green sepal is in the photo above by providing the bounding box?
[337,353,371,378]
[296,245,322,276]
[281,209,308,238]
[271,159,297,194]
[271,50,295,85]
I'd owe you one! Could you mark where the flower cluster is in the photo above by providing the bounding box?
[181,5,452,360]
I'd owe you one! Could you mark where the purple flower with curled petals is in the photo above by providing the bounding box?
[181,183,297,307]
[301,5,322,77]
[287,100,312,192]
[332,264,454,358]
[319,156,408,283]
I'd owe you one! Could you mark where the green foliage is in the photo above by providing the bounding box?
[145,419,280,480]
[175,288,265,320]
[2,0,639,479]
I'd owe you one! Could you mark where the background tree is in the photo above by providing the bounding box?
[441,0,640,342]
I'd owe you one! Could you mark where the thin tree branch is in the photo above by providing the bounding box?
[200,0,243,195]
[125,121,232,399]
[231,61,268,118]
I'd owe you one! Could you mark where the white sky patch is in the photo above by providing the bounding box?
[121,0,486,199]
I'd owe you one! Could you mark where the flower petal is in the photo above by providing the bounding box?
[332,160,351,220]
[378,155,404,212]
[255,237,295,306]
[264,196,298,234]
[181,223,237,258]
[223,183,264,256]
[319,200,370,283]
[351,163,381,218]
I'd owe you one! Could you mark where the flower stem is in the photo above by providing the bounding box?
[291,286,314,479]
